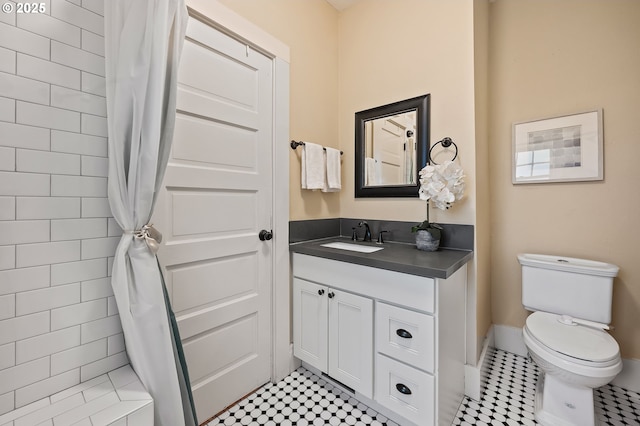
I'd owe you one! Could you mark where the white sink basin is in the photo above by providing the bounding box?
[320,241,384,253]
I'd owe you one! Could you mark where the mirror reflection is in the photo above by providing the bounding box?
[355,94,430,198]
[364,111,417,186]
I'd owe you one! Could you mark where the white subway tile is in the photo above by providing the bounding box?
[0,342,14,370]
[0,396,51,424]
[80,114,107,137]
[106,296,117,316]
[0,220,49,245]
[81,277,112,301]
[0,172,49,196]
[81,155,107,177]
[67,0,81,4]
[81,29,104,57]
[0,22,50,60]
[14,392,84,426]
[51,0,103,36]
[17,54,81,90]
[106,257,113,277]
[82,378,113,402]
[16,149,80,175]
[91,399,149,426]
[115,379,151,402]
[81,0,103,16]
[16,197,80,220]
[51,41,104,77]
[0,122,50,151]
[0,356,49,395]
[15,282,80,316]
[50,299,105,331]
[107,365,136,390]
[16,12,80,47]
[81,236,119,260]
[14,370,79,409]
[0,245,15,270]
[49,373,108,403]
[51,86,106,117]
[16,101,80,133]
[0,197,15,220]
[106,334,124,357]
[54,391,119,426]
[0,294,15,320]
[80,351,127,382]
[0,47,16,74]
[0,311,49,346]
[16,240,80,268]
[126,401,153,426]
[0,146,14,170]
[51,218,106,241]
[51,175,106,197]
[0,96,15,122]
[0,1,15,25]
[81,198,111,218]
[51,130,106,157]
[51,339,105,376]
[107,218,122,237]
[81,315,121,344]
[0,391,12,417]
[51,258,105,286]
[15,326,80,364]
[0,72,50,105]
[0,265,49,296]
[81,72,104,97]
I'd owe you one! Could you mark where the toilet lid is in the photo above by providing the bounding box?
[526,312,619,363]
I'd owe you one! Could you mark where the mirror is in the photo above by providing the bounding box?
[355,94,430,197]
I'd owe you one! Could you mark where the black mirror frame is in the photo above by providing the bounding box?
[355,94,430,198]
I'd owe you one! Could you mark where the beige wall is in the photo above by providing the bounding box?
[217,0,341,220]
[489,0,640,359]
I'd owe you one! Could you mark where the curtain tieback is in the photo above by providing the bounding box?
[129,224,163,254]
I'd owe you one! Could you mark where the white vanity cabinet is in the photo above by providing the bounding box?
[292,252,467,426]
[293,278,374,398]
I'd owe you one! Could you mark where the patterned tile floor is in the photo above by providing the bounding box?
[206,348,640,426]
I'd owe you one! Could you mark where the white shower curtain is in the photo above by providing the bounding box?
[104,1,196,425]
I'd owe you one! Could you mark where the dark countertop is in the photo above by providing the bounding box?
[290,236,473,279]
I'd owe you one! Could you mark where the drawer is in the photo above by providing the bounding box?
[375,302,434,373]
[375,354,434,426]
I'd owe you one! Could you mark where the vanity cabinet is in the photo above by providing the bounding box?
[293,278,374,398]
[291,252,467,426]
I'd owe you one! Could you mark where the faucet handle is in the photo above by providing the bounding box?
[351,227,358,241]
[377,230,389,244]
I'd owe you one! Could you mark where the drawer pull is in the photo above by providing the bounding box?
[318,289,325,296]
[395,383,412,395]
[396,328,413,339]
[328,291,335,299]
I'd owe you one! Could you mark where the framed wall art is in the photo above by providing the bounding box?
[512,110,603,184]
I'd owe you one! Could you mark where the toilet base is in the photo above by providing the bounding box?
[535,372,600,426]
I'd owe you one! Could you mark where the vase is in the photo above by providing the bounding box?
[415,229,440,252]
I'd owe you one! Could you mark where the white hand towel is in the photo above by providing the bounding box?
[365,157,379,186]
[301,142,325,190]
[322,147,341,192]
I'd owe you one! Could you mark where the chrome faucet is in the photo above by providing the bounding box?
[358,221,372,242]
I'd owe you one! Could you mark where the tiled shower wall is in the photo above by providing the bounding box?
[0,0,128,416]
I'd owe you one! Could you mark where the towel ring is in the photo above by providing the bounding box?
[428,137,457,165]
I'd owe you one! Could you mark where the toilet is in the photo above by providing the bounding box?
[518,253,622,426]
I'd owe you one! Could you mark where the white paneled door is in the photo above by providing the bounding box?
[153,17,274,423]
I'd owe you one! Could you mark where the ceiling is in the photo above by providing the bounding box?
[325,0,359,11]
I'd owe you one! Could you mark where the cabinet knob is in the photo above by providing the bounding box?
[396,329,413,339]
[328,291,335,299]
[259,230,273,241]
[318,289,325,296]
[395,383,412,395]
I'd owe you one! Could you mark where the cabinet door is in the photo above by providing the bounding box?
[328,289,373,398]
[293,278,328,371]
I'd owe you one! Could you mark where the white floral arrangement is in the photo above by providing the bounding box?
[418,160,465,210]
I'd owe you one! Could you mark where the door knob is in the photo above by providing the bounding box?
[259,230,273,241]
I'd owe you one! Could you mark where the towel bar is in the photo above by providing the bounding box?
[291,140,343,155]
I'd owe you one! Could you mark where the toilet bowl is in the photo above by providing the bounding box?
[523,311,622,426]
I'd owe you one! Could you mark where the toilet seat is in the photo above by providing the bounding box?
[525,312,620,367]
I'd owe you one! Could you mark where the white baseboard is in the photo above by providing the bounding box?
[491,324,640,394]
[493,324,528,357]
[465,326,494,401]
[612,357,640,394]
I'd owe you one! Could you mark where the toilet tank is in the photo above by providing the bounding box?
[518,254,619,324]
